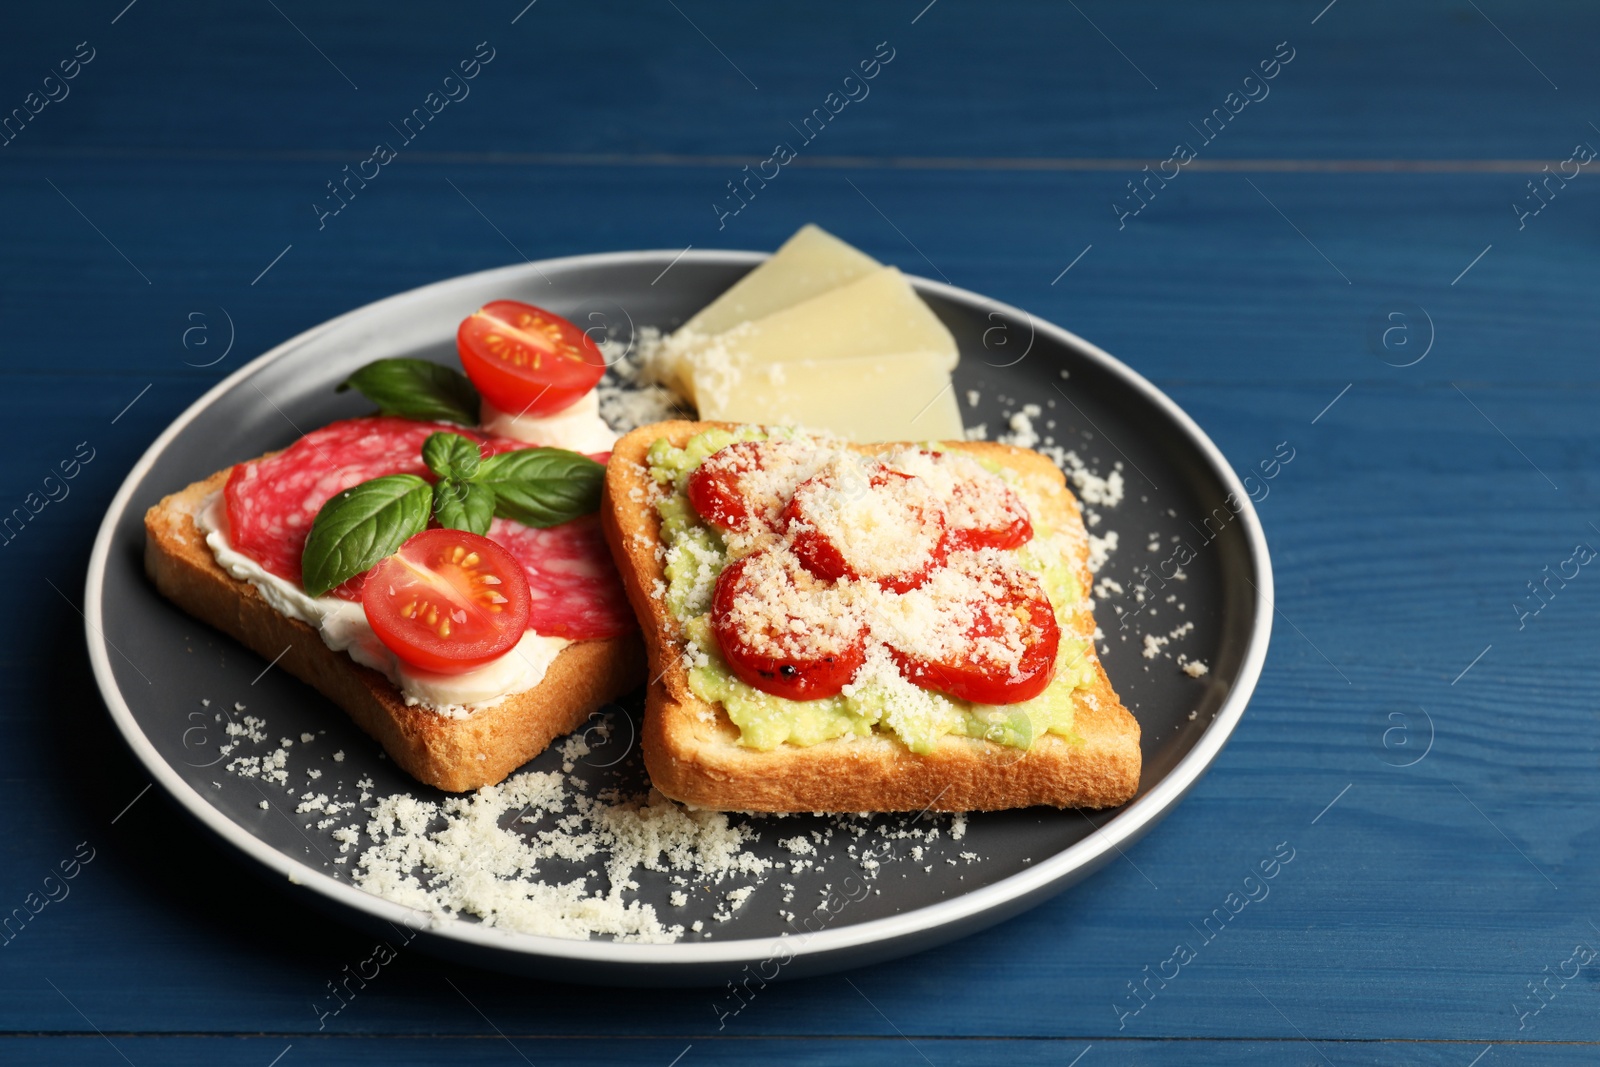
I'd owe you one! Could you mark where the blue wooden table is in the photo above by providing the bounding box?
[4,0,1597,1062]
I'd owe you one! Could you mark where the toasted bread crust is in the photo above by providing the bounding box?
[144,467,645,793]
[601,420,1141,812]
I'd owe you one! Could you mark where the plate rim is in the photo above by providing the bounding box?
[84,248,1274,968]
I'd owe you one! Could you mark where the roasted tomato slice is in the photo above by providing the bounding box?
[710,551,865,700]
[362,529,531,674]
[686,440,774,534]
[944,473,1033,551]
[782,458,948,593]
[686,438,825,536]
[887,556,1060,704]
[457,300,605,417]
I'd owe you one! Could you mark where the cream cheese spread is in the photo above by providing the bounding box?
[480,391,619,453]
[195,494,569,717]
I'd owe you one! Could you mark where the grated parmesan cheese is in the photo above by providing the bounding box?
[595,328,691,432]
[215,704,983,944]
[1086,531,1119,574]
[1142,620,1196,660]
[785,453,946,581]
[350,774,772,944]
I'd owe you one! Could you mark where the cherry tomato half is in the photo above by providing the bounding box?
[710,552,865,700]
[456,300,605,417]
[782,461,948,594]
[888,559,1060,704]
[362,529,531,674]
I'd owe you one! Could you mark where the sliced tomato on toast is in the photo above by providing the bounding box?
[943,471,1033,551]
[782,460,948,593]
[886,556,1060,704]
[362,528,531,674]
[710,551,865,700]
[686,440,778,534]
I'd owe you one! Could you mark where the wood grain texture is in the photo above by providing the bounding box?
[2,161,1597,390]
[0,0,1593,159]
[1,0,1598,1060]
[0,1036,1580,1066]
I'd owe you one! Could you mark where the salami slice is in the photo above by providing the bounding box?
[224,416,451,589]
[222,415,636,638]
[488,514,636,639]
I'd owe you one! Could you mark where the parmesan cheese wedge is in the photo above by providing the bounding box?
[680,267,959,409]
[657,224,881,397]
[693,351,965,443]
[680,223,881,337]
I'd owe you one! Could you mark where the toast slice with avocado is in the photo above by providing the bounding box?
[600,420,1141,813]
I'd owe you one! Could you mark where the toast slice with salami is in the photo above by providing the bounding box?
[601,420,1141,813]
[145,462,645,794]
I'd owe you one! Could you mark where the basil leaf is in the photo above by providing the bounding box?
[337,358,480,426]
[432,477,495,536]
[300,474,431,596]
[477,447,605,528]
[422,431,482,481]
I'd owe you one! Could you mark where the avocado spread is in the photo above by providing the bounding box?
[648,429,1093,754]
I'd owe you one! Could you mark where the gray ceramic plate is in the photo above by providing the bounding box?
[85,250,1272,985]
